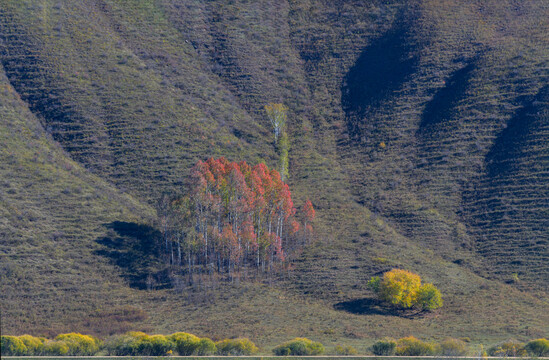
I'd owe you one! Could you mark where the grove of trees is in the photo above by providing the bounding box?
[157,158,315,284]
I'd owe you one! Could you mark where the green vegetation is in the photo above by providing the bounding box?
[265,103,290,181]
[215,338,259,356]
[105,331,219,356]
[54,333,101,356]
[368,269,442,311]
[135,334,173,356]
[1,336,28,356]
[371,338,397,356]
[17,335,45,355]
[525,338,549,357]
[395,336,437,356]
[439,338,468,356]
[3,333,549,357]
[415,283,443,311]
[273,338,325,356]
[488,340,528,357]
[196,338,217,356]
[168,332,201,356]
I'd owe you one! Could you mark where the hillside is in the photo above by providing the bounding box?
[1,0,548,349]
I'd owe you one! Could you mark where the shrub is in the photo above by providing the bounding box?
[396,336,436,356]
[106,332,148,355]
[169,332,201,355]
[137,334,173,356]
[371,338,397,355]
[488,340,527,357]
[1,335,28,356]
[367,276,381,293]
[525,339,549,357]
[18,335,45,355]
[55,333,101,355]
[440,338,468,356]
[416,283,443,311]
[335,345,357,355]
[216,338,258,355]
[43,340,69,356]
[196,338,217,355]
[273,338,325,356]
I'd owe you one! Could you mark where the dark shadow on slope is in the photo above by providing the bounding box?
[418,62,477,132]
[485,86,548,178]
[342,23,419,139]
[465,86,549,285]
[0,16,113,170]
[95,221,171,290]
[334,298,425,318]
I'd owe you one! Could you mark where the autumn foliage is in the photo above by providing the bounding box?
[368,269,442,311]
[157,158,314,283]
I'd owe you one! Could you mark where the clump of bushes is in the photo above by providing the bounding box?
[371,338,397,355]
[105,331,148,356]
[137,334,173,356]
[371,337,468,356]
[1,334,99,356]
[395,336,437,356]
[168,332,201,355]
[1,336,28,356]
[196,338,217,355]
[0,331,221,357]
[439,338,468,356]
[3,331,545,357]
[273,338,324,355]
[55,333,102,355]
[216,338,258,355]
[368,269,443,311]
[525,338,549,357]
[106,331,218,356]
[18,334,46,355]
[43,340,70,356]
[488,340,527,357]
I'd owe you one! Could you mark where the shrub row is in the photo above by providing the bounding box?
[1,333,101,356]
[105,332,258,356]
[0,332,256,357]
[371,337,549,357]
[3,333,547,357]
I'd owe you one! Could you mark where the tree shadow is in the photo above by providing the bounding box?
[95,221,171,290]
[334,298,425,319]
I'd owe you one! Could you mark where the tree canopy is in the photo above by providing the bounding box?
[368,269,443,311]
[157,158,314,284]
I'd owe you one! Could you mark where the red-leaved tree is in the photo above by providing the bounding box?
[157,158,313,284]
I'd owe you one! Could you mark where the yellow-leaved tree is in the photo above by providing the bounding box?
[380,269,421,308]
[265,103,290,181]
[368,268,442,311]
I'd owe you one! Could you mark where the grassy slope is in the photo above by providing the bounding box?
[0,0,548,349]
[0,62,153,335]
